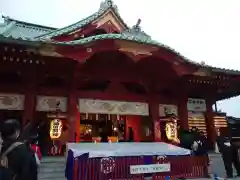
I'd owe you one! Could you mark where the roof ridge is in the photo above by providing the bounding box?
[2,15,57,31]
[0,21,16,35]
[37,0,129,40]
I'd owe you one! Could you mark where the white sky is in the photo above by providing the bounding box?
[1,0,240,116]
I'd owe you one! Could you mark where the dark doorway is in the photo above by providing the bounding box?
[0,110,23,128]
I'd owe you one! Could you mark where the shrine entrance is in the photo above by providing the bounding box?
[35,95,68,156]
[80,113,126,142]
[78,99,152,143]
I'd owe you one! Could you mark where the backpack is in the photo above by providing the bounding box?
[0,142,23,180]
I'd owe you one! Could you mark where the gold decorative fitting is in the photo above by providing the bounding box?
[86,48,92,53]
[74,34,79,38]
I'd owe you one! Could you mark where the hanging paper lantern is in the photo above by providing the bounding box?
[165,122,177,141]
[49,119,63,139]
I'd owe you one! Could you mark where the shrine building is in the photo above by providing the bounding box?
[0,0,237,150]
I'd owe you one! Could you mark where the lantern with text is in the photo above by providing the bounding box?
[165,122,178,142]
[50,119,63,139]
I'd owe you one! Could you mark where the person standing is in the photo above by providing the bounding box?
[216,128,240,178]
[128,127,134,142]
[0,119,37,180]
[193,131,210,178]
[99,127,108,142]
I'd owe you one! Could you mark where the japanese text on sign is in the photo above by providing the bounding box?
[130,163,170,174]
[49,119,63,139]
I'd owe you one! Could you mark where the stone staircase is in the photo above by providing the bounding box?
[38,156,66,180]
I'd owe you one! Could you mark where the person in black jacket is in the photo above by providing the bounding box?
[0,119,37,180]
[216,128,240,178]
[194,131,210,177]
[179,129,194,150]
[99,127,108,142]
[128,127,134,142]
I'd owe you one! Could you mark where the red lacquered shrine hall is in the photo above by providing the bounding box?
[0,0,239,149]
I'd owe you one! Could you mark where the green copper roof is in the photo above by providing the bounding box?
[0,12,239,75]
[51,31,240,75]
[0,16,56,40]
[38,0,128,40]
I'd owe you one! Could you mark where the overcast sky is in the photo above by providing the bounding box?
[1,0,240,116]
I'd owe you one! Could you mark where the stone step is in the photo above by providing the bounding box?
[39,165,65,173]
[38,177,66,180]
[41,156,66,163]
[40,162,65,168]
[38,156,66,180]
[38,172,65,179]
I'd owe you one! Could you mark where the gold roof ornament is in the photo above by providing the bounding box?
[99,0,118,13]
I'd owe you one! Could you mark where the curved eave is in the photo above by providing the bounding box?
[54,33,197,63]
[52,34,240,75]
[1,33,240,76]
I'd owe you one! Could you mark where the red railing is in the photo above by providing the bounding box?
[73,155,208,180]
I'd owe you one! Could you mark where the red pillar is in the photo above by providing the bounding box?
[178,95,189,130]
[22,68,36,126]
[206,98,215,149]
[22,91,35,126]
[67,65,80,142]
[67,91,80,142]
[149,96,161,141]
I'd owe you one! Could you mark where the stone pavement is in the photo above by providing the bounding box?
[187,152,240,179]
